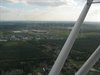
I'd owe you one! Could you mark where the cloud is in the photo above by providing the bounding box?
[0,0,92,7]
[0,6,11,13]
[27,0,66,7]
[0,0,9,3]
[94,0,100,2]
[0,0,66,7]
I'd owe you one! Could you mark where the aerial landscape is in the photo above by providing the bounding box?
[0,21,100,75]
[0,0,100,75]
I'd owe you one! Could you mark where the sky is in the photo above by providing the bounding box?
[0,0,100,22]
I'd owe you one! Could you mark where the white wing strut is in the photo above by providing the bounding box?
[75,45,100,75]
[48,0,93,75]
